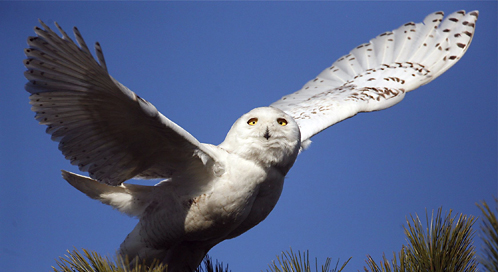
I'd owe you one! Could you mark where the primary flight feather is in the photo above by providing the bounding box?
[24,10,478,271]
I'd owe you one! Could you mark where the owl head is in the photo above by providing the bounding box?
[219,107,301,175]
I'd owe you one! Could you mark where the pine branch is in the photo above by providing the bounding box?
[52,249,229,272]
[364,207,478,272]
[52,248,167,272]
[266,248,350,272]
[477,198,498,272]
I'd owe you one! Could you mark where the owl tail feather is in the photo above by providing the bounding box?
[62,170,152,217]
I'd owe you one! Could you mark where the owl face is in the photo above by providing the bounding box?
[220,107,301,172]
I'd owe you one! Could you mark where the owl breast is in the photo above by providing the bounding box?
[182,152,286,241]
[224,165,286,239]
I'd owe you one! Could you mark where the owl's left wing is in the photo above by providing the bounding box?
[271,10,478,144]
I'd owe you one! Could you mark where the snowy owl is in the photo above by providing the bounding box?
[24,10,478,271]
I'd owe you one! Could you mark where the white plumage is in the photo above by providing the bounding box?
[271,10,478,143]
[24,10,478,271]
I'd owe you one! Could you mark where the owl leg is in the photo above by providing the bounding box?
[162,241,212,272]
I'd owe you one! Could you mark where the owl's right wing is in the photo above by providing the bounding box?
[271,10,478,144]
[24,20,216,186]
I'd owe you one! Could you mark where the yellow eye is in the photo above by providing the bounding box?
[277,118,288,126]
[247,118,258,126]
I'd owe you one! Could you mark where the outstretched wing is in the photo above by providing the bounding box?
[271,10,478,144]
[24,20,216,185]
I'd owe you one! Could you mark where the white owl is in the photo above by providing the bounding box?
[24,10,478,271]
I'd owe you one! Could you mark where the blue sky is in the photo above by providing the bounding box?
[1,1,496,271]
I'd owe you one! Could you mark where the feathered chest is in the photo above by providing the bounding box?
[182,154,285,240]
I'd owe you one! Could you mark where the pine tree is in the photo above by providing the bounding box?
[52,201,498,272]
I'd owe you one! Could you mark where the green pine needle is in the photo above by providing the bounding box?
[266,248,350,272]
[52,248,167,272]
[477,198,498,271]
[365,207,478,272]
[52,249,229,272]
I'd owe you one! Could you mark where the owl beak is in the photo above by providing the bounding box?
[263,127,271,140]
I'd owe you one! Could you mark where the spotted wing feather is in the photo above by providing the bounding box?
[271,10,478,143]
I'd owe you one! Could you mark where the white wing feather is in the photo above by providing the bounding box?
[271,10,478,143]
[24,20,216,185]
